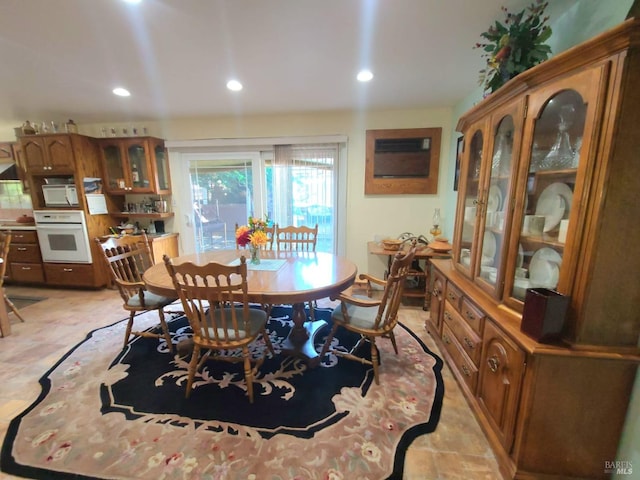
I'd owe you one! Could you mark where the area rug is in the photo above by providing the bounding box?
[1,305,444,480]
[6,295,47,310]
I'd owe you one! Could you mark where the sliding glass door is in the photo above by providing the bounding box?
[188,144,338,253]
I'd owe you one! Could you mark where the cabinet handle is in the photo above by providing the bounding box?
[444,311,451,321]
[461,365,471,377]
[63,268,73,272]
[17,247,27,251]
[487,356,500,373]
[473,198,484,206]
[465,311,476,321]
[21,266,32,270]
[464,337,475,349]
[447,292,456,301]
[432,288,440,296]
[443,334,451,345]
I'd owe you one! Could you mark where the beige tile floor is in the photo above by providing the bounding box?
[0,285,502,480]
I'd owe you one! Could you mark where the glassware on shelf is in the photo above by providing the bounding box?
[572,136,582,168]
[542,104,575,169]
[492,131,511,174]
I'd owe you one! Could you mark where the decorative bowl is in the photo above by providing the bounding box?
[382,239,402,251]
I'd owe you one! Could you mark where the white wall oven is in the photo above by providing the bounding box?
[34,210,92,263]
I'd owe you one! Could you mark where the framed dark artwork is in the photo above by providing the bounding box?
[365,127,442,194]
[454,135,464,191]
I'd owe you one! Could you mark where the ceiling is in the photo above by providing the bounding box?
[0,0,573,125]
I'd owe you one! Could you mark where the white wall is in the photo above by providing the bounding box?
[81,107,454,278]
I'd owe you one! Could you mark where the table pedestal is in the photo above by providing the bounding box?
[280,302,327,368]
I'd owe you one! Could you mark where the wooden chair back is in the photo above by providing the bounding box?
[0,232,10,287]
[276,224,318,251]
[373,247,416,331]
[95,234,155,307]
[164,255,254,350]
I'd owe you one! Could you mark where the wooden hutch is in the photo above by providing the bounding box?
[428,19,640,479]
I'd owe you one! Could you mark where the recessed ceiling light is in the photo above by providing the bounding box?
[357,70,374,82]
[113,87,131,97]
[226,80,243,91]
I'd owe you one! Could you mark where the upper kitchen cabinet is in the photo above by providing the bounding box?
[20,134,76,174]
[454,18,640,348]
[98,137,171,195]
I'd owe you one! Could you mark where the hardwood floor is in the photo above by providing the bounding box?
[0,284,502,479]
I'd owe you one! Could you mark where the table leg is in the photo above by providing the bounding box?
[281,302,327,367]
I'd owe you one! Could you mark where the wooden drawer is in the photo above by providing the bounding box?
[9,243,42,263]
[443,303,482,366]
[10,262,45,283]
[10,230,38,244]
[44,263,95,286]
[441,322,478,393]
[460,298,485,335]
[444,281,462,312]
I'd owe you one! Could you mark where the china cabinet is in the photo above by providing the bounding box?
[431,19,640,479]
[98,137,171,195]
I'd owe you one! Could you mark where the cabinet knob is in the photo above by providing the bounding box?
[464,337,475,349]
[432,288,440,296]
[461,365,471,377]
[487,356,500,373]
[465,311,475,321]
[443,334,451,344]
[444,311,451,320]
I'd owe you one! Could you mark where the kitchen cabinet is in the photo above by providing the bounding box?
[430,19,640,479]
[20,134,76,174]
[3,229,45,284]
[98,137,171,195]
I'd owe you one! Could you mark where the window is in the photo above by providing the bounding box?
[184,143,340,254]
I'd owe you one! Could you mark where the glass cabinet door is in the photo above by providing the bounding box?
[504,64,605,308]
[102,143,125,191]
[126,142,153,192]
[475,114,517,295]
[152,140,171,194]
[454,128,483,274]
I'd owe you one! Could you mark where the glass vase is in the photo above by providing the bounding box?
[249,246,260,265]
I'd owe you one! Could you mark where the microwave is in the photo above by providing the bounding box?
[42,184,79,207]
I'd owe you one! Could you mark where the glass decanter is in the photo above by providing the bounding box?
[491,131,511,174]
[543,105,575,169]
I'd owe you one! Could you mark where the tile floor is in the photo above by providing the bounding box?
[0,285,502,480]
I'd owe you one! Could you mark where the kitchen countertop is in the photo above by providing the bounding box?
[0,221,36,231]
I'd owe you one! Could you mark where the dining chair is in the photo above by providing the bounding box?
[319,246,416,384]
[95,234,175,352]
[235,223,277,250]
[0,232,26,337]
[163,255,275,402]
[275,224,318,251]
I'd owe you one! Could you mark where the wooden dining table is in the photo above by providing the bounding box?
[143,249,358,366]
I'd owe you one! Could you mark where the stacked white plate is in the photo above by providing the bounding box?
[529,247,562,288]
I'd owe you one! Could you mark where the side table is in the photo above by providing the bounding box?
[367,241,451,310]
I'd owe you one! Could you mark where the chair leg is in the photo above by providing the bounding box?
[157,308,174,353]
[319,323,340,359]
[370,337,380,385]
[124,311,135,349]
[4,295,25,323]
[262,328,275,356]
[243,346,254,403]
[185,344,201,399]
[388,330,399,355]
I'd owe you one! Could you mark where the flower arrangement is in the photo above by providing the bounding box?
[235,215,271,249]
[475,0,552,93]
